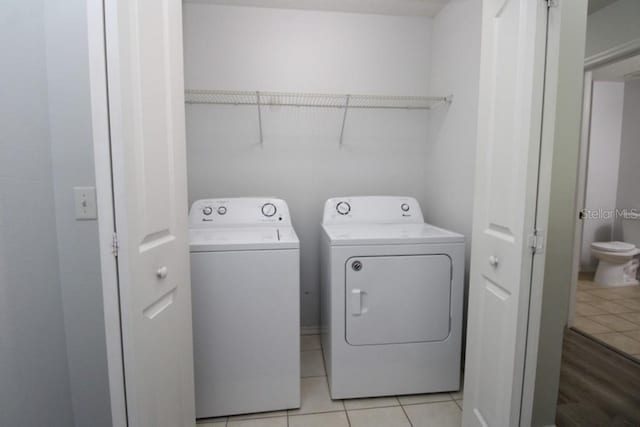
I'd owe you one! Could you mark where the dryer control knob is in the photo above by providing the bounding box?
[202,206,213,216]
[401,203,410,212]
[336,201,351,215]
[261,203,277,217]
[217,206,227,215]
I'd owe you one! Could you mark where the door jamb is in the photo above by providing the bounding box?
[87,0,127,424]
[519,1,589,424]
[567,71,593,328]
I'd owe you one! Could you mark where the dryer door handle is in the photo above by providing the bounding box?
[351,289,362,316]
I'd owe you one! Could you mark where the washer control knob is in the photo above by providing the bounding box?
[336,201,351,216]
[217,206,227,215]
[401,203,410,212]
[202,206,213,216]
[261,203,277,217]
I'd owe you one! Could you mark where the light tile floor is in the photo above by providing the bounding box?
[573,277,640,361]
[197,335,463,426]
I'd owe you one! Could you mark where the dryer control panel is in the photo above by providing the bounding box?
[189,198,292,227]
[322,196,424,225]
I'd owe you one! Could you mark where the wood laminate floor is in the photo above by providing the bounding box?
[556,328,640,426]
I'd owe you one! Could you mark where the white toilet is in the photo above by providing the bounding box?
[591,213,640,287]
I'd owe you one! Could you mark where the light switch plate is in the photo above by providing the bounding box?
[74,186,97,220]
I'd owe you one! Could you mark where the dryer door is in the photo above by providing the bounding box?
[345,254,451,346]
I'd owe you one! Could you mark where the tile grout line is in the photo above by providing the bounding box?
[581,312,640,329]
[341,396,348,426]
[399,402,414,427]
[344,402,402,412]
[399,398,455,407]
[288,409,346,417]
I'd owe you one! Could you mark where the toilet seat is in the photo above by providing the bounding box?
[591,241,636,253]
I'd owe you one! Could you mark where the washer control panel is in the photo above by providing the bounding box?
[189,198,292,227]
[336,201,351,216]
[322,196,424,225]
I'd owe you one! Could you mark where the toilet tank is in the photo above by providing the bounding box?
[622,212,640,246]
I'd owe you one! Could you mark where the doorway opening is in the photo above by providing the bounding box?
[556,52,640,426]
[569,53,640,361]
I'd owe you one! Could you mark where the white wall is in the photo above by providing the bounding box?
[0,1,74,425]
[44,1,112,425]
[581,81,624,269]
[585,0,640,59]
[426,0,481,321]
[183,4,435,327]
[615,79,640,241]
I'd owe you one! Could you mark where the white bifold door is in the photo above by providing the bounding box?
[102,0,196,425]
[462,0,549,426]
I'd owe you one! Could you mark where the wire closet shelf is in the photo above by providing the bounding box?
[184,89,453,145]
[185,89,452,110]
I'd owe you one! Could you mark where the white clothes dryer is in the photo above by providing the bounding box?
[320,196,464,399]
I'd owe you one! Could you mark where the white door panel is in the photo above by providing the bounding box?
[345,255,452,346]
[463,0,548,426]
[104,0,195,425]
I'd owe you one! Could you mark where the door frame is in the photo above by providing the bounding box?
[518,1,588,425]
[567,40,640,326]
[87,0,127,425]
[567,70,593,328]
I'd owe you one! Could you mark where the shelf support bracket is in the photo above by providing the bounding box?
[256,91,264,146]
[339,94,350,147]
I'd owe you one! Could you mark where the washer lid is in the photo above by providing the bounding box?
[190,227,299,252]
[591,241,636,253]
[323,223,464,246]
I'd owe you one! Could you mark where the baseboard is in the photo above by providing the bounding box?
[579,266,596,275]
[301,326,320,335]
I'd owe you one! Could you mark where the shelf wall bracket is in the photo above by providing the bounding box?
[339,94,351,147]
[256,91,264,146]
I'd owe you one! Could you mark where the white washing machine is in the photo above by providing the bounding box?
[320,196,464,399]
[189,198,300,418]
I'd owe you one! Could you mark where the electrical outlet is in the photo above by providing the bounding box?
[74,186,97,220]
